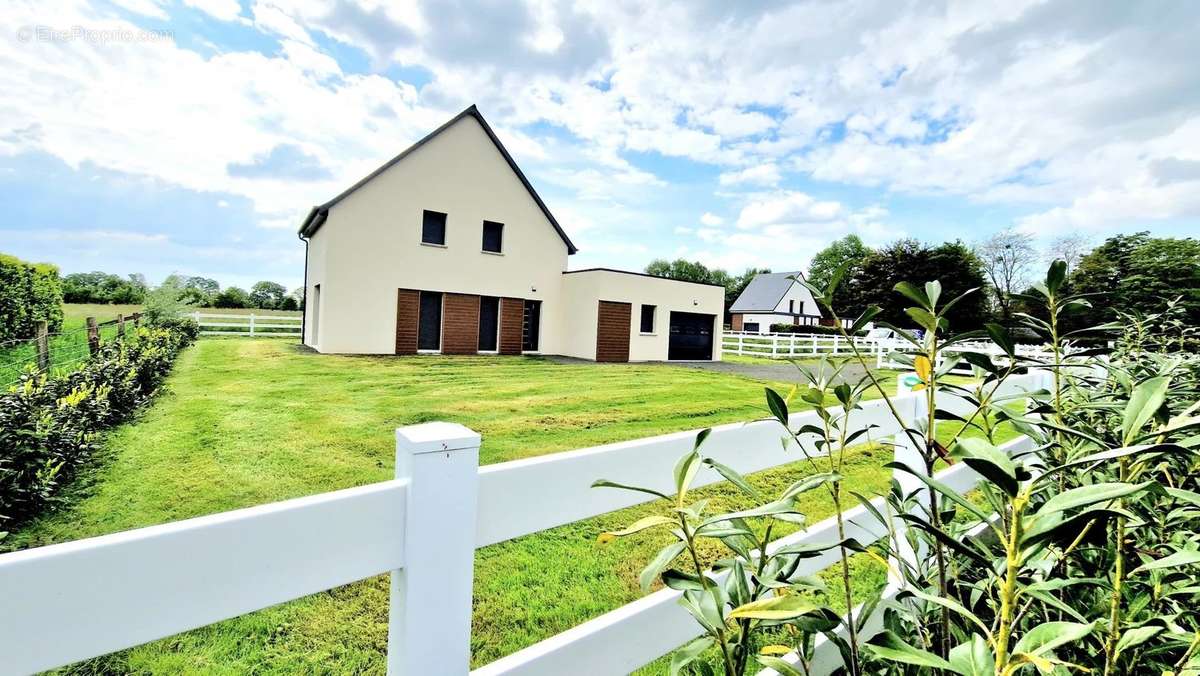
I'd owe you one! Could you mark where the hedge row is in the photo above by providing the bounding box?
[0,321,198,527]
[0,252,63,343]
[767,323,866,336]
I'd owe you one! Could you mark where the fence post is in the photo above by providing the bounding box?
[249,314,256,337]
[116,314,125,338]
[86,317,99,356]
[35,321,49,372]
[388,422,481,675]
[889,392,929,584]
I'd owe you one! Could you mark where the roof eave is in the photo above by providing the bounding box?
[294,105,578,255]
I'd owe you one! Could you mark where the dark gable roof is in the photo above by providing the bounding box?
[729,271,801,313]
[298,105,578,254]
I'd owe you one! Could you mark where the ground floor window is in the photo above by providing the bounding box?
[522,299,541,351]
[418,291,442,351]
[479,296,499,351]
[744,322,760,333]
[640,304,656,333]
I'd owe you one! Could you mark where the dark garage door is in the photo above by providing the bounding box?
[669,312,714,360]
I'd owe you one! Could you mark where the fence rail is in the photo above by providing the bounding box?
[722,330,890,358]
[0,373,1048,675]
[0,313,143,387]
[191,312,302,337]
[722,330,1064,375]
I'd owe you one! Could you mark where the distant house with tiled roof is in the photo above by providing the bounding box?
[728,271,826,333]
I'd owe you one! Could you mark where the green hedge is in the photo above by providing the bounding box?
[768,323,865,336]
[0,321,197,527]
[0,252,63,343]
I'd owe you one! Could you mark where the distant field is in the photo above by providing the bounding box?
[0,304,302,386]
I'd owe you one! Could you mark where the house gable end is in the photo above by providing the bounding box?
[299,106,577,255]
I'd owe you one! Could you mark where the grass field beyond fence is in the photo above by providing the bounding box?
[0,304,301,386]
[6,339,1006,674]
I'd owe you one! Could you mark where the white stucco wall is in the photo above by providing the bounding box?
[560,270,725,361]
[302,224,328,348]
[773,281,820,316]
[303,115,571,354]
[738,313,795,333]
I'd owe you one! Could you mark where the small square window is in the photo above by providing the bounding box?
[640,304,656,333]
[482,220,503,253]
[422,210,447,245]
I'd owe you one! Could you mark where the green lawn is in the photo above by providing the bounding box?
[0,304,301,387]
[8,339,1015,674]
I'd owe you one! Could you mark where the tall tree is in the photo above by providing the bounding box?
[249,281,288,309]
[1071,232,1200,327]
[1046,233,1092,275]
[807,235,870,289]
[181,276,220,306]
[806,235,871,314]
[644,258,743,304]
[847,239,990,330]
[974,227,1037,322]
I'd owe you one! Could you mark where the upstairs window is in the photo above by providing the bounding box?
[788,299,795,313]
[640,304,656,333]
[422,210,447,245]
[482,220,504,253]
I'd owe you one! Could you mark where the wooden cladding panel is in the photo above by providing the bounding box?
[442,293,481,355]
[499,297,524,355]
[596,301,632,363]
[731,314,743,332]
[395,289,419,355]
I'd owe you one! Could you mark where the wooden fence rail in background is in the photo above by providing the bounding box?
[0,372,1050,675]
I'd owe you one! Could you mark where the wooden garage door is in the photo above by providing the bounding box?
[596,300,631,363]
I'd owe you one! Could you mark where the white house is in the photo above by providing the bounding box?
[728,271,825,333]
[298,105,724,362]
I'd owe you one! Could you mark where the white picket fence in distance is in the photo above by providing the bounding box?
[722,330,1063,377]
[191,312,302,337]
[0,373,1050,675]
[723,331,892,359]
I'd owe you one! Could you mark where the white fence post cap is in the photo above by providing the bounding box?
[395,422,481,455]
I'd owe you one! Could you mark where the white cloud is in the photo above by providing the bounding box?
[736,191,843,230]
[718,163,782,187]
[109,0,168,19]
[2,0,1197,280]
[699,212,723,226]
[673,226,693,235]
[183,0,242,22]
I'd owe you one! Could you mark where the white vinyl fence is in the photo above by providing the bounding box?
[722,331,893,358]
[875,340,1064,375]
[723,330,1064,376]
[0,372,1050,675]
[191,312,302,337]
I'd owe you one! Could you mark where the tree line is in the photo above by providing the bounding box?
[647,229,1200,334]
[61,272,305,311]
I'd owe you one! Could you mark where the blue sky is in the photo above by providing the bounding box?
[1,0,1198,291]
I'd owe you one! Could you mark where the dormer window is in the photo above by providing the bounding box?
[482,220,503,253]
[422,210,447,245]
